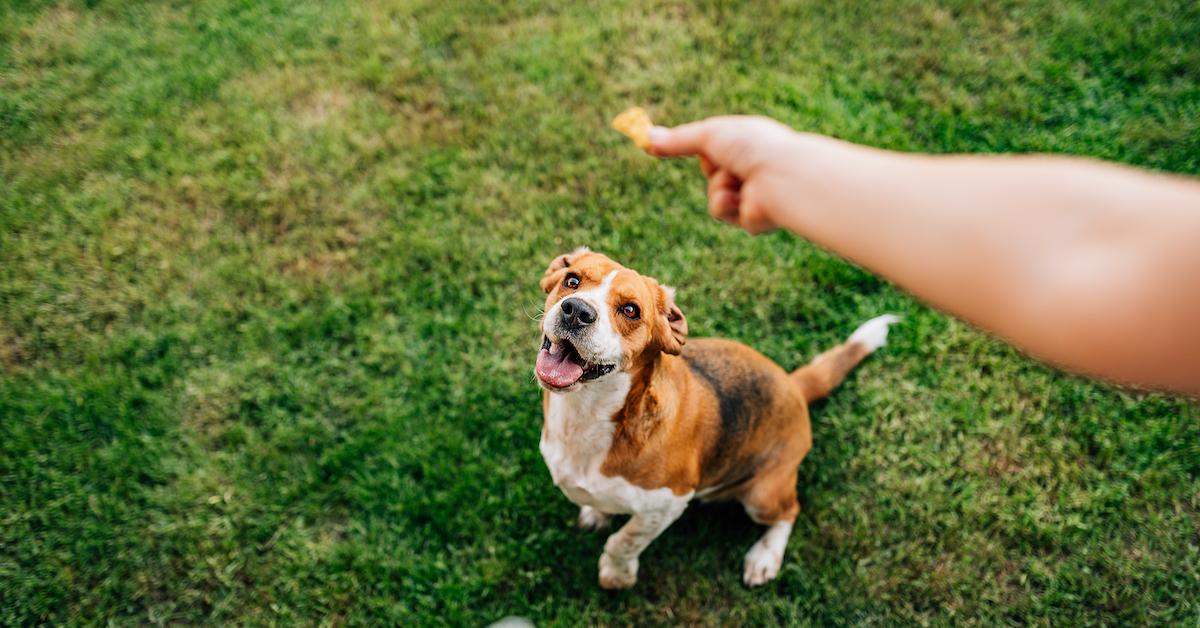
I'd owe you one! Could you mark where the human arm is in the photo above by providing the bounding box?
[650,117,1200,394]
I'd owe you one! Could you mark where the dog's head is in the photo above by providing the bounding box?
[534,248,687,392]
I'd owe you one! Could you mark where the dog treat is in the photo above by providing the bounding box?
[611,107,653,149]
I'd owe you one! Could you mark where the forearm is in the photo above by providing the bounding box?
[783,135,1200,392]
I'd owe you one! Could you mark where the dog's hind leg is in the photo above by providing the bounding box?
[739,467,800,586]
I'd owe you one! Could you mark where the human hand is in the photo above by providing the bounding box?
[648,116,817,234]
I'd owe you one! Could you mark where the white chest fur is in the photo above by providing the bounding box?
[540,373,691,515]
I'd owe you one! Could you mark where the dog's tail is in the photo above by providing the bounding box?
[791,315,900,403]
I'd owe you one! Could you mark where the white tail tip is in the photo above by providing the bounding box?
[847,314,901,352]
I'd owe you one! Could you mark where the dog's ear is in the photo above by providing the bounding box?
[656,284,688,355]
[539,246,590,293]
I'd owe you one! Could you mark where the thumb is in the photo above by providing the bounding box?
[647,120,715,158]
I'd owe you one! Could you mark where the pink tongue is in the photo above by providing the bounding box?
[536,343,585,388]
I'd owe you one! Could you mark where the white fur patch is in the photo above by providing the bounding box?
[578,505,611,530]
[743,520,793,586]
[540,371,692,514]
[541,270,624,367]
[847,314,901,352]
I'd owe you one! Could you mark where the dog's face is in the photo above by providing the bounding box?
[535,248,688,392]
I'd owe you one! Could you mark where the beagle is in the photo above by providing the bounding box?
[534,248,898,588]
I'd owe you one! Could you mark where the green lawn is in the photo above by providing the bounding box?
[3,0,1199,624]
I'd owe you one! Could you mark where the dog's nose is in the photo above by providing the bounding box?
[560,298,597,330]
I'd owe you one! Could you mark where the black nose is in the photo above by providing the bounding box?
[560,298,597,330]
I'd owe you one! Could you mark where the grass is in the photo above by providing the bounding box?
[2,0,1199,624]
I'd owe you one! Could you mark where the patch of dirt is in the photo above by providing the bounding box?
[295,89,351,129]
[0,323,28,371]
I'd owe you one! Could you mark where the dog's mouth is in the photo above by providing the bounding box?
[535,336,615,389]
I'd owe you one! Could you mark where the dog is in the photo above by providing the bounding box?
[534,247,898,588]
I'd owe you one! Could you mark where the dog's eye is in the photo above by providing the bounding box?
[620,303,640,320]
[564,274,581,289]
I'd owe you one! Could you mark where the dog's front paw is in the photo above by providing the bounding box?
[578,506,611,531]
[598,552,638,589]
[742,540,784,586]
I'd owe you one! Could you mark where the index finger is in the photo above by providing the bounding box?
[647,120,716,158]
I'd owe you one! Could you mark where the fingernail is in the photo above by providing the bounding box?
[648,126,669,144]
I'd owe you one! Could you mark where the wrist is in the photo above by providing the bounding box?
[788,132,854,177]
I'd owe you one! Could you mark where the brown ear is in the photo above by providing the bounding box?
[539,246,590,293]
[657,284,688,355]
